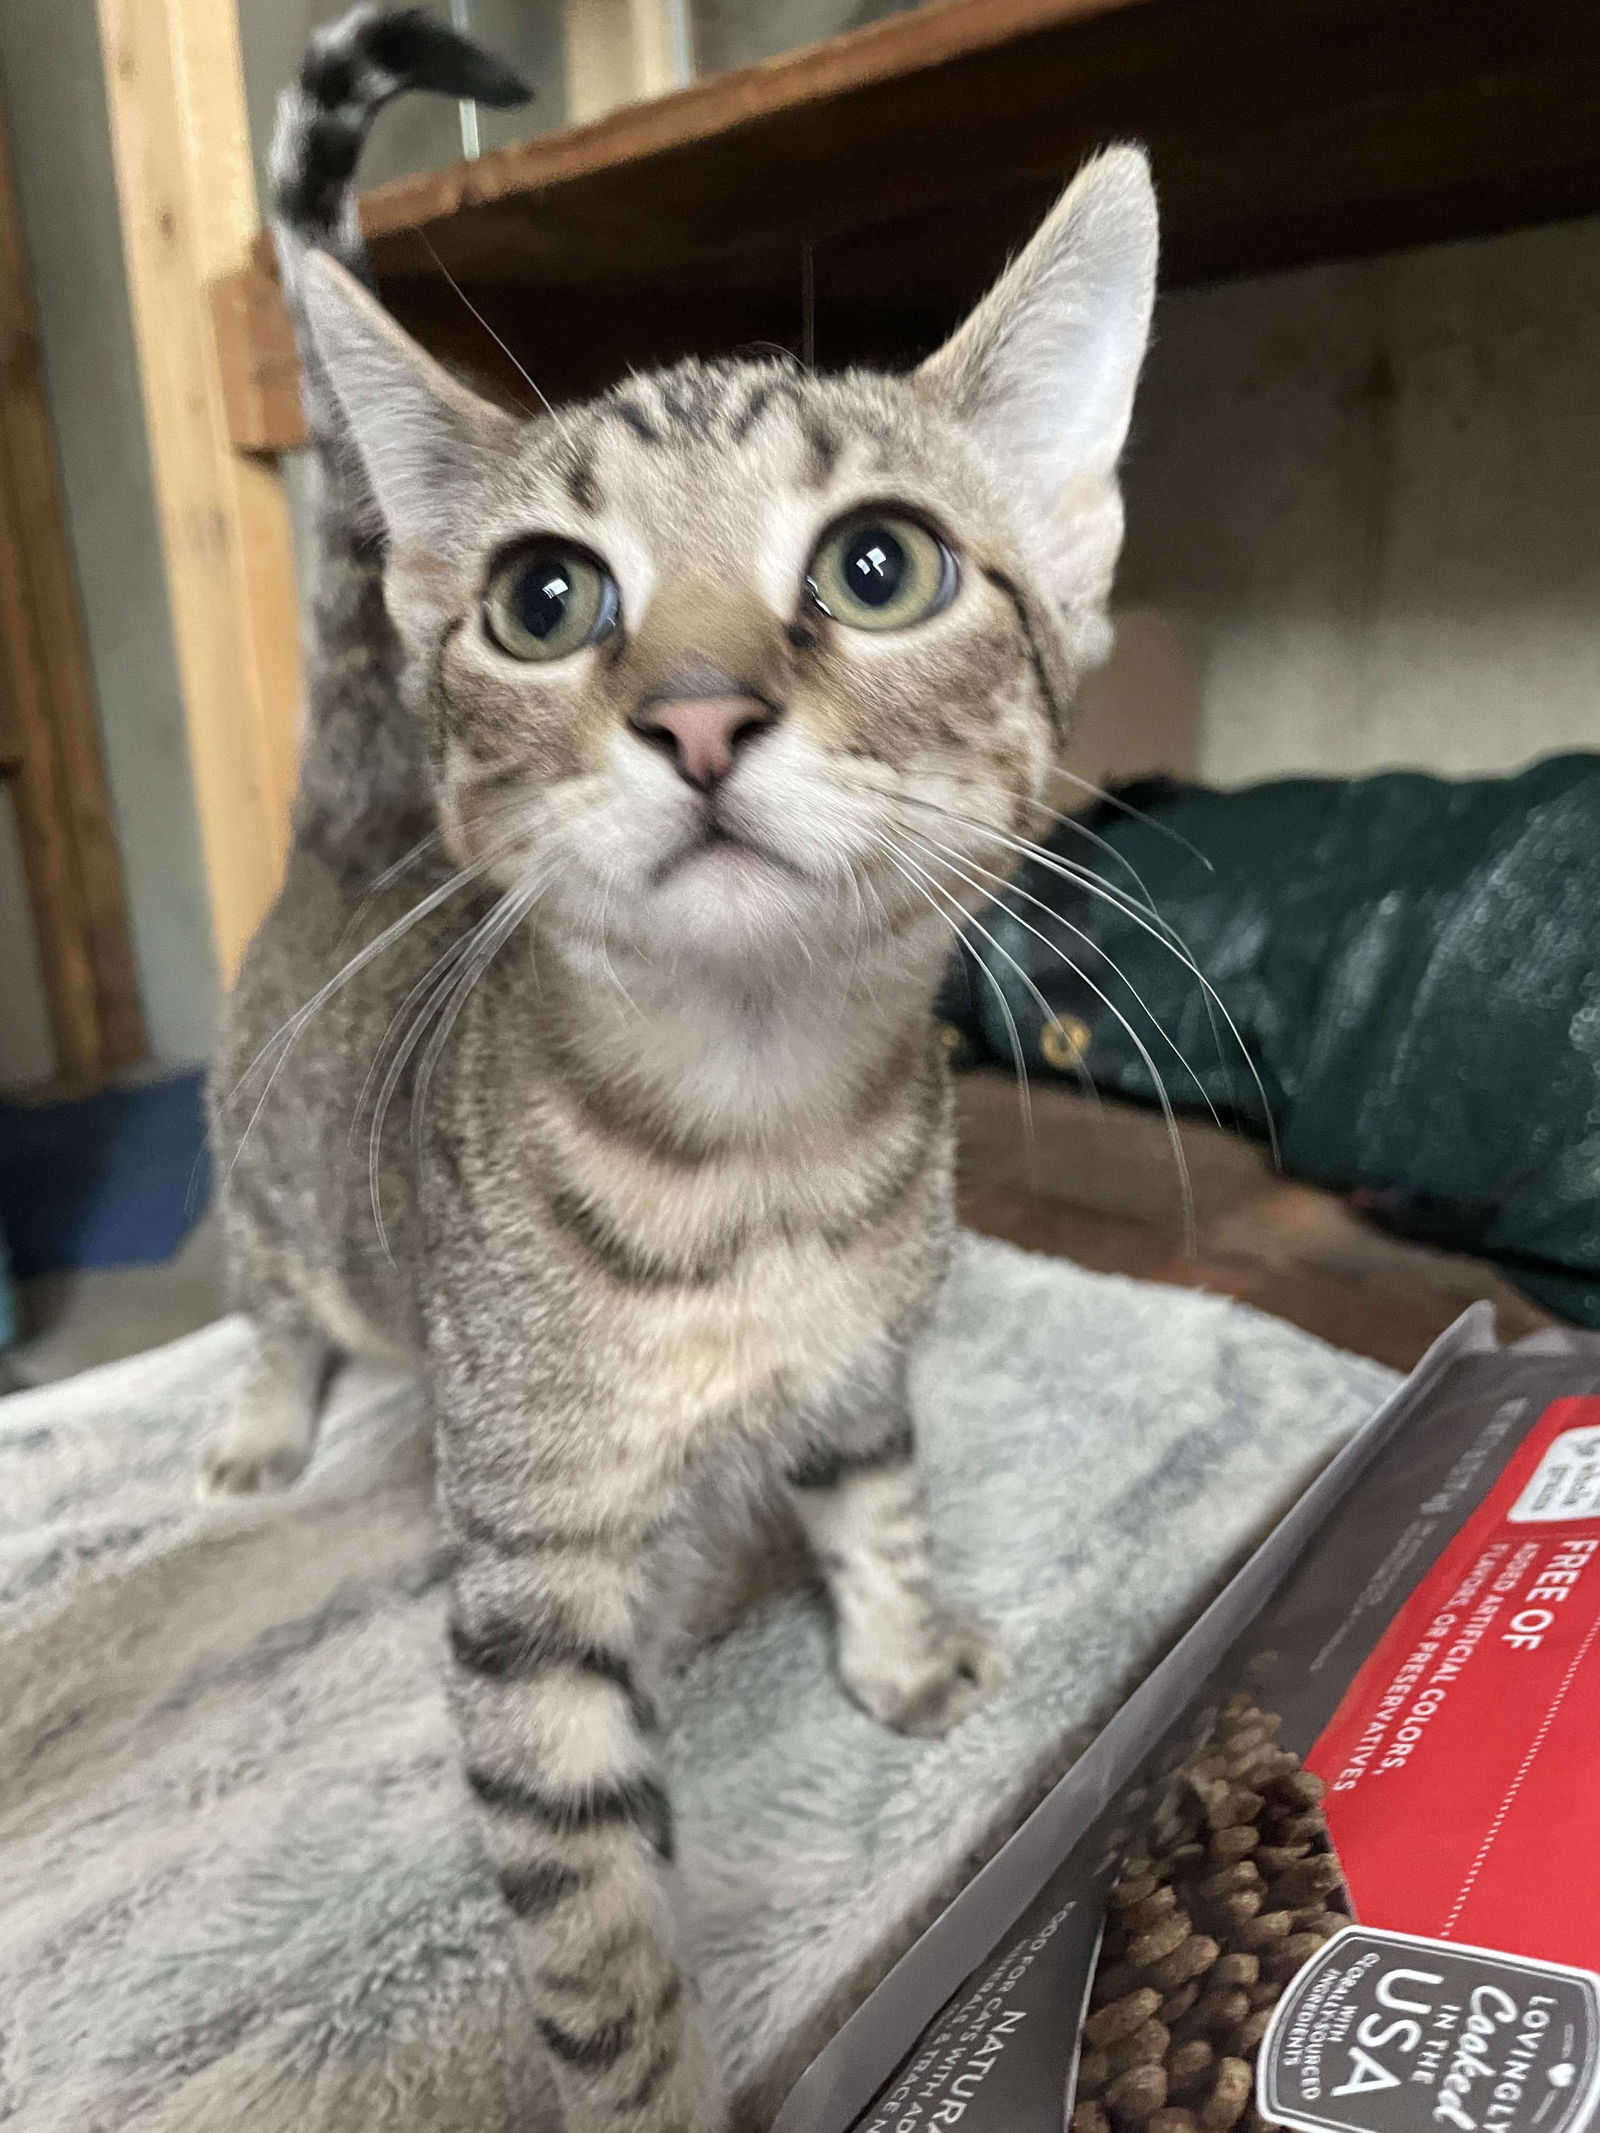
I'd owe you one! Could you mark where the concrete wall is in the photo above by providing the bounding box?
[0,0,217,1084]
[1119,215,1600,786]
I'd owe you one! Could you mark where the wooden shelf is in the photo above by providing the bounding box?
[216,0,1600,451]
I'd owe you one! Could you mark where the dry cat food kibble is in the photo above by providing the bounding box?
[1070,1697,1351,2133]
[787,1320,1600,2133]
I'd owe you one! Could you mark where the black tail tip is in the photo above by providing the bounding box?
[366,8,534,109]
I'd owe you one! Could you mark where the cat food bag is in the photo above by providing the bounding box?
[775,1307,1600,2133]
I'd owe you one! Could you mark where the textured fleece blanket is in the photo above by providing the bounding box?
[0,1235,1395,2132]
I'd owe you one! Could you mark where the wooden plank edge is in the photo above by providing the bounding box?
[211,265,303,456]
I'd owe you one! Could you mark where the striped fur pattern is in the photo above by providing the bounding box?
[210,14,1158,2128]
[269,6,528,277]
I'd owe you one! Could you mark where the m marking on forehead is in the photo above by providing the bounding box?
[729,381,777,445]
[563,448,601,513]
[801,416,840,490]
[659,376,719,440]
[611,398,661,445]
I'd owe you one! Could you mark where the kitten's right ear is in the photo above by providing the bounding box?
[299,250,517,554]
[915,146,1156,650]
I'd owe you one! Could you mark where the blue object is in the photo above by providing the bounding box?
[0,1070,210,1278]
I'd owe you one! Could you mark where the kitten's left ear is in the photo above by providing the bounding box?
[299,248,518,559]
[916,146,1157,648]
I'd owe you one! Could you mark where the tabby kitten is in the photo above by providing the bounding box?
[207,9,1157,2127]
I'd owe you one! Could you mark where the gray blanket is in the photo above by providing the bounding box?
[0,1235,1394,2132]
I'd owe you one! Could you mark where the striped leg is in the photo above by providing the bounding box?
[788,1353,1006,1738]
[446,1507,725,2133]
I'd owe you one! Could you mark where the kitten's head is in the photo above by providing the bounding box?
[303,149,1156,976]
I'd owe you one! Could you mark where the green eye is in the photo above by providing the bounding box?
[484,544,618,661]
[806,513,956,632]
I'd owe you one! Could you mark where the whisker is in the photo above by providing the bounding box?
[850,781,1181,946]
[883,836,1197,1252]
[349,817,545,1143]
[335,789,535,952]
[405,881,540,1183]
[888,773,1175,920]
[970,827,1277,1164]
[732,342,806,370]
[366,881,535,1261]
[365,940,483,1255]
[895,831,1203,1249]
[218,855,502,1191]
[352,920,484,1151]
[859,786,1279,1165]
[898,824,1223,1131]
[873,843,1034,1145]
[840,782,1240,1119]
[1042,762,1216,870]
[415,229,577,449]
[336,825,450,951]
[231,862,491,1097]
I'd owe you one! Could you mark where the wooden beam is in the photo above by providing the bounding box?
[97,0,302,977]
[0,93,143,1082]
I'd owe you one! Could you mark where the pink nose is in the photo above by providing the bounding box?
[630,695,777,790]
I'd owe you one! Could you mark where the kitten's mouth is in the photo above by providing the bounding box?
[650,812,806,888]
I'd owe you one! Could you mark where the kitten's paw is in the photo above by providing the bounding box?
[199,1425,309,1498]
[845,1614,1008,1738]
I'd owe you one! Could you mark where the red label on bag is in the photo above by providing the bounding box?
[1307,1398,1600,1966]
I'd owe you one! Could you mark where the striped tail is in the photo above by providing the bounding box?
[269,4,529,290]
[268,10,528,814]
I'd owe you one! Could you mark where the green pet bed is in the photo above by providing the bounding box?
[943,751,1600,1328]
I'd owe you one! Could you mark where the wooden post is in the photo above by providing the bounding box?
[97,0,302,979]
[0,96,144,1082]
